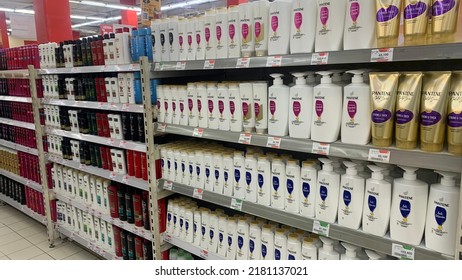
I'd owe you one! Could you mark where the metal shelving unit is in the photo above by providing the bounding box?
[41,99,144,113]
[0,169,43,193]
[0,69,30,78]
[0,96,32,103]
[38,64,140,75]
[163,233,226,260]
[0,193,47,225]
[0,117,36,130]
[46,127,147,153]
[0,139,38,156]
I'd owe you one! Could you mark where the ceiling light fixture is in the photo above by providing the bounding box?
[69,0,141,12]
[71,15,105,20]
[161,0,221,12]
[72,15,122,28]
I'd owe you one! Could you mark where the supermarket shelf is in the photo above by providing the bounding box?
[54,192,152,241]
[0,117,35,130]
[48,154,149,191]
[151,43,462,73]
[42,99,144,113]
[163,180,453,260]
[46,127,147,153]
[0,193,47,225]
[0,139,38,155]
[0,69,30,79]
[0,169,43,193]
[55,224,120,260]
[38,64,140,75]
[157,123,462,173]
[0,96,32,103]
[163,233,226,260]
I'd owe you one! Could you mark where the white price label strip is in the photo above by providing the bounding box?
[266,137,281,149]
[371,48,394,62]
[193,188,204,199]
[312,142,330,155]
[204,60,216,69]
[312,220,330,236]
[230,198,243,211]
[266,56,282,67]
[164,234,172,242]
[176,61,186,70]
[200,249,209,259]
[368,149,391,163]
[236,57,250,68]
[311,52,329,65]
[122,175,129,184]
[164,181,173,190]
[192,128,204,137]
[157,123,167,132]
[392,243,415,260]
[154,63,162,71]
[238,133,252,145]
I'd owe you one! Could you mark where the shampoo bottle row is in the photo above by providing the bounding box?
[0,175,46,217]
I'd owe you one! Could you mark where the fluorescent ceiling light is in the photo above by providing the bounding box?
[71,15,105,20]
[6,20,11,24]
[81,1,106,7]
[72,15,122,28]
[161,0,221,12]
[15,9,35,14]
[70,0,141,11]
[0,8,14,12]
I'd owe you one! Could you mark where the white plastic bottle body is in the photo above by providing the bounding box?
[240,83,255,133]
[253,0,270,56]
[213,153,224,194]
[285,161,301,213]
[239,3,255,57]
[257,157,271,206]
[208,213,219,253]
[343,0,377,50]
[290,0,317,54]
[300,164,317,218]
[315,0,347,52]
[200,210,210,249]
[271,160,286,210]
[236,219,250,260]
[226,218,238,260]
[152,21,162,62]
[253,82,268,134]
[268,84,290,136]
[216,8,229,59]
[217,84,230,131]
[168,17,180,61]
[160,19,170,62]
[223,154,234,196]
[178,86,189,126]
[228,6,242,58]
[195,16,206,60]
[249,222,262,260]
[193,210,202,246]
[315,170,340,223]
[289,83,314,139]
[302,239,318,260]
[171,87,180,125]
[207,84,219,129]
[229,84,243,132]
[244,155,258,203]
[362,180,392,237]
[274,230,288,260]
[287,235,302,260]
[311,83,343,143]
[261,227,275,260]
[187,18,197,61]
[195,151,205,189]
[178,19,188,61]
[338,175,365,230]
[163,86,173,124]
[196,84,208,128]
[204,11,217,59]
[341,82,371,145]
[203,152,214,192]
[268,0,293,55]
[233,153,246,199]
[187,84,199,127]
[217,215,228,256]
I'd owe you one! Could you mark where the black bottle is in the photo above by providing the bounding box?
[125,187,134,224]
[86,37,93,66]
[142,191,150,230]
[95,145,102,168]
[142,239,153,260]
[120,230,128,260]
[137,114,145,143]
[121,113,131,141]
[127,233,136,260]
[117,185,127,221]
[129,113,139,142]
[90,144,97,167]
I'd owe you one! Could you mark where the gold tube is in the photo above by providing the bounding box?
[403,0,431,45]
[370,72,400,147]
[448,71,462,155]
[431,0,461,43]
[376,0,403,47]
[420,71,452,152]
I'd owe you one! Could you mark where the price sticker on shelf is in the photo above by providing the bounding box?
[312,142,330,155]
[204,60,216,69]
[164,233,172,242]
[266,56,282,67]
[164,181,173,190]
[154,63,163,71]
[192,128,204,137]
[106,138,115,146]
[79,164,85,170]
[121,103,129,111]
[200,249,209,259]
[157,123,167,132]
[129,64,138,71]
[238,133,252,145]
[311,52,329,65]
[236,57,250,68]
[230,198,243,211]
[266,137,282,149]
[122,175,129,184]
[368,149,391,163]
[96,211,102,218]
[371,48,394,62]
[193,188,204,200]
[118,140,127,148]
[312,220,330,237]
[70,232,76,240]
[176,61,186,70]
[392,243,415,260]
[133,227,139,235]
[109,172,117,179]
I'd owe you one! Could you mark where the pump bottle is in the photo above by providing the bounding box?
[315,158,340,223]
[318,236,340,260]
[338,161,365,230]
[340,242,360,260]
[268,74,290,136]
[289,73,314,139]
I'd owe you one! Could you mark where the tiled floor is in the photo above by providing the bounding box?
[0,203,101,260]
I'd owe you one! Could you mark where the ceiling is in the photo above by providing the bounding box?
[0,0,227,37]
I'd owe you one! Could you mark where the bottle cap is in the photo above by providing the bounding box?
[318,158,333,172]
[343,161,358,175]
[346,69,366,83]
[316,71,333,84]
[398,165,418,180]
[368,165,385,180]
[434,170,458,186]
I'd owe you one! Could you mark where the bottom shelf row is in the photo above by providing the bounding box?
[0,192,47,225]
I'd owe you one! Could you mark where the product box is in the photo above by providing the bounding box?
[141,0,161,27]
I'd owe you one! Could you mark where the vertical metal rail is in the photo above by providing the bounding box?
[456,173,462,260]
[28,65,55,247]
[140,56,162,259]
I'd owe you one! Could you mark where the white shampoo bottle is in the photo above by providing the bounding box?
[315,0,347,52]
[289,73,314,139]
[268,0,293,56]
[338,161,365,230]
[343,0,377,50]
[268,74,290,136]
[315,158,340,223]
[290,0,317,54]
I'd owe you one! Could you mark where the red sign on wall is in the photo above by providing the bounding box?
[100,24,114,35]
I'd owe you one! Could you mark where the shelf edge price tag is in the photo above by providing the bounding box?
[164,233,172,242]
[192,128,204,137]
[176,61,186,70]
[164,181,173,191]
[122,175,129,184]
[200,249,209,259]
[368,149,391,163]
[311,52,329,65]
[312,142,330,155]
[238,133,252,145]
[392,243,415,260]
[193,188,204,199]
[158,123,167,132]
[236,57,250,68]
[204,60,216,69]
[266,56,282,67]
[109,172,117,179]
[371,48,394,62]
[154,63,162,71]
[230,198,243,211]
[312,220,330,236]
[266,137,282,149]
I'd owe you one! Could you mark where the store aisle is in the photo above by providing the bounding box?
[0,203,100,260]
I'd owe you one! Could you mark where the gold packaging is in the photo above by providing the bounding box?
[376,0,403,47]
[403,0,431,45]
[448,71,462,155]
[370,72,400,147]
[431,0,461,43]
[395,72,423,149]
[420,71,452,152]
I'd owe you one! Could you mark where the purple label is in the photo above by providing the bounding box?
[432,0,456,16]
[196,34,201,45]
[287,179,294,195]
[164,101,168,111]
[396,109,414,124]
[261,245,267,257]
[271,16,279,32]
[188,98,193,111]
[172,102,176,112]
[205,168,210,178]
[376,5,400,22]
[189,165,193,174]
[272,176,279,191]
[196,166,200,176]
[218,100,225,114]
[188,35,193,46]
[173,216,177,224]
[293,101,301,117]
[448,112,462,128]
[255,22,261,38]
[320,185,328,201]
[343,190,351,207]
[275,249,281,260]
[350,2,360,22]
[228,236,232,246]
[205,27,211,43]
[208,100,214,113]
[249,240,255,253]
[229,24,236,40]
[371,109,392,123]
[157,100,160,110]
[246,172,252,185]
[400,200,411,218]
[180,103,184,113]
[320,7,329,25]
[216,26,222,41]
[235,169,241,183]
[179,35,184,47]
[201,226,206,236]
[215,170,219,180]
[347,101,357,119]
[230,101,236,115]
[258,174,264,188]
[238,236,244,249]
[270,100,276,116]
[421,111,442,126]
[242,102,249,117]
[209,229,214,239]
[302,182,310,199]
[315,100,323,118]
[254,103,260,117]
[180,218,183,228]
[167,213,171,222]
[435,206,447,226]
[294,12,303,30]
[241,23,249,39]
[368,195,377,212]
[288,254,295,260]
[185,221,189,231]
[197,100,202,112]
[219,232,223,243]
[182,163,185,172]
[405,1,427,19]
[224,171,229,182]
